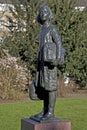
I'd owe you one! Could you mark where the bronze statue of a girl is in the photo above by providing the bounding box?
[29,5,65,122]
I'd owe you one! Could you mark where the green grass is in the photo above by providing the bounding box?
[0,98,87,130]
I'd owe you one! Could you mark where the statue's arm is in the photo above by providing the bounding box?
[52,27,62,60]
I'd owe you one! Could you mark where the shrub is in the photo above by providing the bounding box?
[0,51,28,100]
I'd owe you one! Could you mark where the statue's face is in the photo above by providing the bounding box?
[37,6,52,24]
[39,7,50,22]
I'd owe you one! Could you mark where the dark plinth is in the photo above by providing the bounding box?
[21,118,71,130]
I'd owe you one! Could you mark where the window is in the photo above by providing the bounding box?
[8,18,14,31]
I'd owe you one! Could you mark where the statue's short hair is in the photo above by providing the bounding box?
[39,5,53,20]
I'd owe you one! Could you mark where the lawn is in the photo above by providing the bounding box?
[0,98,87,130]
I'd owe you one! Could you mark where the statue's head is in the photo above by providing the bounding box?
[37,5,53,24]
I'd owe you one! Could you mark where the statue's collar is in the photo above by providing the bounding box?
[43,21,51,28]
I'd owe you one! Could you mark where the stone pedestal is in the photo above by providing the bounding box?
[21,118,71,130]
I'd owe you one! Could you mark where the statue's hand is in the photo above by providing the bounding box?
[58,57,64,65]
[50,60,59,66]
[44,59,61,66]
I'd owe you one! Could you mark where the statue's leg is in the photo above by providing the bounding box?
[41,90,56,120]
[48,90,56,117]
[43,90,49,115]
[34,90,49,118]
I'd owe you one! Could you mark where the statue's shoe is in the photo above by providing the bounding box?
[34,111,44,118]
[41,112,54,121]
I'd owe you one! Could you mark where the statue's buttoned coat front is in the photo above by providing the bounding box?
[37,23,62,91]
